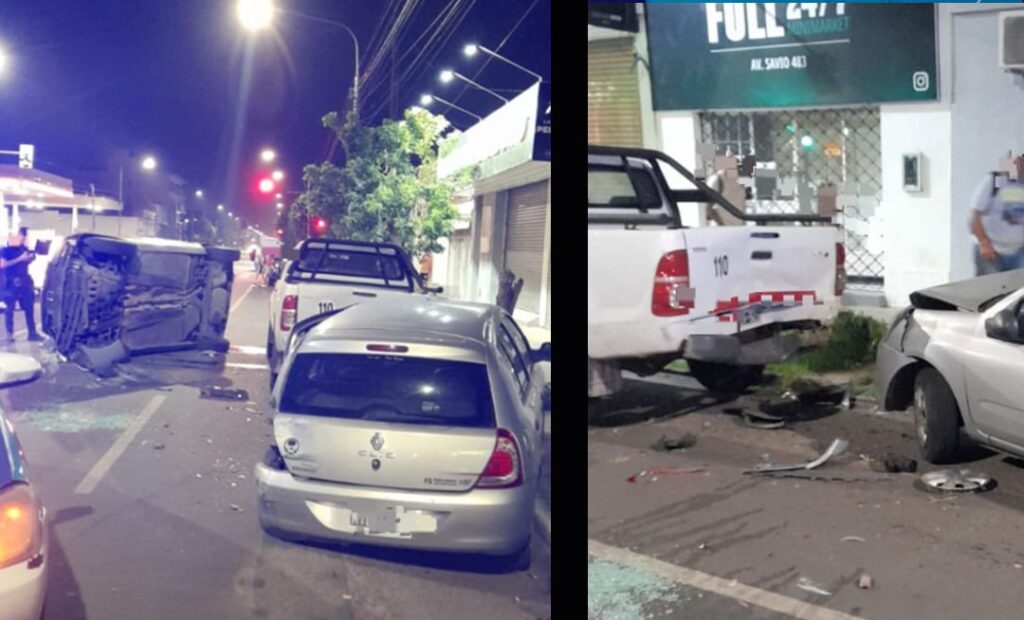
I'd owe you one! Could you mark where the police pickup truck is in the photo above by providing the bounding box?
[588,145,844,397]
[267,238,440,388]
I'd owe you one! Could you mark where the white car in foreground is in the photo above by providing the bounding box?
[0,353,47,620]
[256,298,550,569]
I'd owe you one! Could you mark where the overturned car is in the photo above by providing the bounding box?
[876,269,1024,464]
[41,234,239,374]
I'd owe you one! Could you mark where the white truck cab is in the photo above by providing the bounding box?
[588,145,844,397]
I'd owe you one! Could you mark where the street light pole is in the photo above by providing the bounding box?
[276,10,360,121]
[465,44,543,83]
[118,161,124,237]
[440,70,508,104]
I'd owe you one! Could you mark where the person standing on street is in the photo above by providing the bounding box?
[971,154,1024,275]
[0,227,43,343]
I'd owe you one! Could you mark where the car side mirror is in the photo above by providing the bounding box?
[985,303,1024,343]
[533,342,551,363]
[0,353,42,389]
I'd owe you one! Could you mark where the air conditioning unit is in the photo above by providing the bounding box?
[999,10,1024,70]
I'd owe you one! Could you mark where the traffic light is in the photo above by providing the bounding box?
[276,227,284,238]
[309,216,329,237]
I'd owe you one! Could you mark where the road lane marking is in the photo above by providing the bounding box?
[587,539,868,620]
[225,362,270,371]
[74,393,168,495]
[229,345,266,356]
[230,283,256,315]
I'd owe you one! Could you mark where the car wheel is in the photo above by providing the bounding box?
[686,360,764,396]
[914,368,961,464]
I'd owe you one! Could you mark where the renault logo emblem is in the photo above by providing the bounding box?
[370,433,385,451]
[283,437,299,456]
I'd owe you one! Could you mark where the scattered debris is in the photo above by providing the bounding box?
[795,576,832,597]
[869,454,917,474]
[651,433,697,451]
[627,467,706,483]
[762,470,892,483]
[741,409,786,429]
[612,455,631,464]
[745,438,849,474]
[697,542,708,551]
[152,442,165,450]
[919,469,995,493]
[857,574,873,590]
[792,378,846,406]
[229,503,244,512]
[200,386,249,401]
[841,536,866,543]
[245,407,258,414]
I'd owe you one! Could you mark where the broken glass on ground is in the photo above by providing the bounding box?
[744,438,849,474]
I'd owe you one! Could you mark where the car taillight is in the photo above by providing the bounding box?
[280,295,298,331]
[0,483,43,569]
[835,242,847,297]
[652,250,695,316]
[475,429,522,489]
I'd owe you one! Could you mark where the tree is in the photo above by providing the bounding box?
[293,107,473,256]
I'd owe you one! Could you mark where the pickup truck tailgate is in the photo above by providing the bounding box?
[683,226,840,329]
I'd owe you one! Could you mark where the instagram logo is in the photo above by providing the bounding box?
[912,71,930,92]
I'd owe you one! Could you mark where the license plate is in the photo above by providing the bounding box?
[349,507,398,532]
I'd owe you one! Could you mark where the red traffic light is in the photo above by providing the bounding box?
[258,178,276,194]
[276,227,285,238]
[309,216,328,237]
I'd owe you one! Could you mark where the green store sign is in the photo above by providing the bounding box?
[647,3,938,110]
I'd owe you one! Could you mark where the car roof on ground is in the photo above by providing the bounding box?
[307,298,500,346]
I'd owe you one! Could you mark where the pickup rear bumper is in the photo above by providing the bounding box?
[683,331,802,365]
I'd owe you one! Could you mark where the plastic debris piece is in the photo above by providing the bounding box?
[857,574,873,590]
[627,467,706,483]
[229,503,244,512]
[652,433,697,451]
[200,386,249,401]
[746,438,849,474]
[153,442,165,450]
[742,410,786,429]
[796,577,832,597]
[841,536,866,543]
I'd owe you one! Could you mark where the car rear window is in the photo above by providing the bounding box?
[279,353,496,429]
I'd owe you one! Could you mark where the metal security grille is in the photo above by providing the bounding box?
[699,108,884,289]
[588,38,643,147]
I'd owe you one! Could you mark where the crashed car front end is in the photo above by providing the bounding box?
[41,234,239,375]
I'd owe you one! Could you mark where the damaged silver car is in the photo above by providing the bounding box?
[876,269,1024,463]
[41,234,240,375]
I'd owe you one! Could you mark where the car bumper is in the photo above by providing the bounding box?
[0,538,47,620]
[874,310,915,407]
[255,464,532,555]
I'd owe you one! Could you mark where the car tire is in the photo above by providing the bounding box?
[914,368,961,464]
[686,360,764,396]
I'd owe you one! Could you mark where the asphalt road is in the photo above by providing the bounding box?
[589,371,1024,620]
[3,264,550,620]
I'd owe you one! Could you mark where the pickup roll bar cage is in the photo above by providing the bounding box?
[588,144,832,227]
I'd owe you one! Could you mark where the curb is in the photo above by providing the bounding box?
[534,500,551,550]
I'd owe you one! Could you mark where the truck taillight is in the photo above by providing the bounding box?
[652,250,695,317]
[835,243,847,297]
[280,295,297,331]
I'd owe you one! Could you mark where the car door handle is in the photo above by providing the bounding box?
[353,291,377,298]
[751,251,772,260]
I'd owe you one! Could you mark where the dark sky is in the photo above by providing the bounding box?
[0,0,550,229]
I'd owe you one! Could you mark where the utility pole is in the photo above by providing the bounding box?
[89,183,97,232]
[390,42,397,118]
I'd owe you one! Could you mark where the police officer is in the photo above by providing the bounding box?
[0,227,43,343]
[971,154,1024,275]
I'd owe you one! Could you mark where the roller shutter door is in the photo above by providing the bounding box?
[505,181,548,314]
[588,37,642,147]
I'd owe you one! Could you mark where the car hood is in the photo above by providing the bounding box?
[909,269,1024,312]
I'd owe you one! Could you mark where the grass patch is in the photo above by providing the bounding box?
[767,311,886,389]
[665,359,689,373]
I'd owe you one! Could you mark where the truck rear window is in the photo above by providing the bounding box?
[279,353,496,429]
[588,166,662,209]
[292,243,413,289]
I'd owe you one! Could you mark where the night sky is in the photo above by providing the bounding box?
[0,0,550,229]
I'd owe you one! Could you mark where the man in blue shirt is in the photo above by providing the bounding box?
[0,227,42,343]
[971,156,1024,275]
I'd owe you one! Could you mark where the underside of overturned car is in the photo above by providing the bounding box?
[41,234,240,375]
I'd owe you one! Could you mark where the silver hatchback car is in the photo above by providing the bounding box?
[255,298,550,565]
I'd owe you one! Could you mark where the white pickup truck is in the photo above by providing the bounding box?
[588,145,844,397]
[267,238,440,387]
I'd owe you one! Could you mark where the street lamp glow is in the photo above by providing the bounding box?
[141,156,157,171]
[271,170,284,182]
[258,178,275,193]
[463,44,479,57]
[195,189,203,198]
[439,70,455,83]
[260,148,276,163]
[237,0,274,32]
[0,48,8,77]
[420,94,434,106]
[217,204,224,211]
